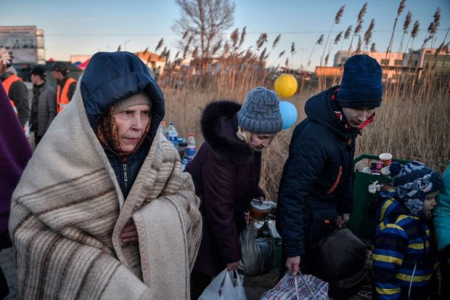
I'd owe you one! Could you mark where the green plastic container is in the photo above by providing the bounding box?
[268,222,282,270]
[347,154,409,240]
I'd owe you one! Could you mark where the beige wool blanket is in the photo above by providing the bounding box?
[9,88,202,299]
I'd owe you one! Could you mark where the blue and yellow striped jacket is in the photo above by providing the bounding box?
[370,192,438,300]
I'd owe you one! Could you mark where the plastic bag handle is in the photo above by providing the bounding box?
[296,272,318,300]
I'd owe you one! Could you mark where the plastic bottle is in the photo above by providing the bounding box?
[167,122,178,148]
[186,133,196,159]
[177,142,187,161]
[158,121,167,138]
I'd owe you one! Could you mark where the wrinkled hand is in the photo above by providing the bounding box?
[336,213,350,228]
[227,261,240,271]
[121,223,138,245]
[286,256,301,275]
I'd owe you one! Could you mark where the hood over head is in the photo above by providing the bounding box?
[81,51,165,144]
[389,161,443,216]
[201,100,254,164]
[369,191,411,224]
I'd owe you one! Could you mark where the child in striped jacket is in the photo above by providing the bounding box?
[369,161,443,300]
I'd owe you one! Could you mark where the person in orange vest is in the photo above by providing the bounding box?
[51,61,77,113]
[0,47,30,127]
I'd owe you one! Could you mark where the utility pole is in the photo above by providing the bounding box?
[124,39,131,51]
[298,48,307,70]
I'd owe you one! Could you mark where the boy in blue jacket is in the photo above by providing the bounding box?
[370,161,443,299]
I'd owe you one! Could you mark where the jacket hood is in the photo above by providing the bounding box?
[201,100,254,164]
[369,191,411,224]
[80,51,165,143]
[305,86,357,140]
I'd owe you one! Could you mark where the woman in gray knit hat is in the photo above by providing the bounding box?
[185,86,283,298]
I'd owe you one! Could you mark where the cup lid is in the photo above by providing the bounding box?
[250,199,272,210]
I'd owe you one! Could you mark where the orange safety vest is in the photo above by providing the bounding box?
[1,74,22,116]
[57,77,77,113]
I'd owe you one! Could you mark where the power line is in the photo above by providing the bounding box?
[45,28,448,37]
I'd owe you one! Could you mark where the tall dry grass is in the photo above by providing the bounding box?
[161,68,450,201]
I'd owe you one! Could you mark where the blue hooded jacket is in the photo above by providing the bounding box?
[80,52,165,198]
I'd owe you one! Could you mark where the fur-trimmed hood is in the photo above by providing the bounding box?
[201,100,254,165]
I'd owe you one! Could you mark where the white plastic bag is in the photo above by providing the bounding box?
[198,269,247,300]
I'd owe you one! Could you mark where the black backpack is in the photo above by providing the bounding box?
[313,228,367,300]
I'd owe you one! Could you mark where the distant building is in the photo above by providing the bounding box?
[0,26,45,64]
[316,48,450,82]
[135,50,165,75]
[404,47,450,77]
[70,55,92,64]
[315,66,342,79]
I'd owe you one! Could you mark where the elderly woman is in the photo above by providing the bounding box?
[10,52,201,300]
[185,87,283,298]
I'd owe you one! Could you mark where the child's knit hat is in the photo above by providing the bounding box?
[389,161,443,216]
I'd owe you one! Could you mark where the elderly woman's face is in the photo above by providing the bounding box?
[114,104,151,152]
[249,133,276,152]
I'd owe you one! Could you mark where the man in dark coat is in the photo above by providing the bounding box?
[277,54,383,298]
[186,87,283,299]
[30,65,57,146]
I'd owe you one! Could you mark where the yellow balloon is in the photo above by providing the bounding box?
[274,74,298,99]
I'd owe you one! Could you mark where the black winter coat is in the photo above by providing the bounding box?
[277,86,359,257]
[185,101,264,276]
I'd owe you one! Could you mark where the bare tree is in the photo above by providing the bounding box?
[173,0,235,74]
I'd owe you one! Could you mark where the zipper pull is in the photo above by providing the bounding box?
[123,164,128,182]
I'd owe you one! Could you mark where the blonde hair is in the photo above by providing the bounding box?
[236,127,252,144]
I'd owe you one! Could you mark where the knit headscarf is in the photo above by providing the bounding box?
[390,161,443,216]
[97,93,152,162]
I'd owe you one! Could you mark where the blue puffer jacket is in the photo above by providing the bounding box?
[277,86,358,257]
[370,192,438,300]
[80,52,165,198]
[434,164,450,250]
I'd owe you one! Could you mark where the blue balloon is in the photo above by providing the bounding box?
[279,101,298,130]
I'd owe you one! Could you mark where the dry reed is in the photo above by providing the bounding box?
[160,66,450,201]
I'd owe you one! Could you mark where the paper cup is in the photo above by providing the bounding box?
[379,153,393,166]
